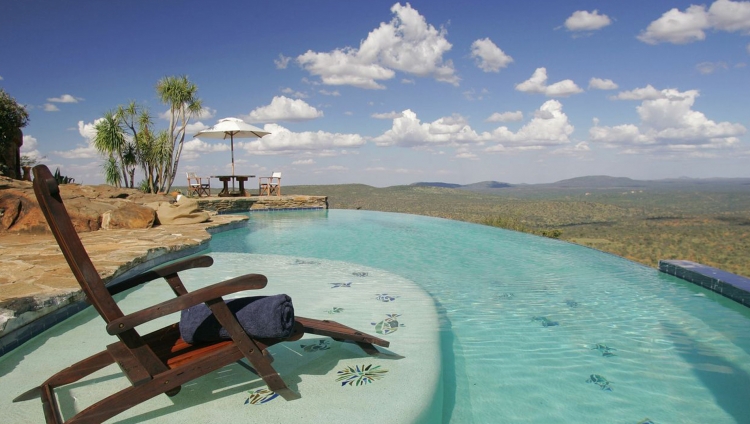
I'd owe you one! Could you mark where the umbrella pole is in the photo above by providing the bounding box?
[230,135,236,191]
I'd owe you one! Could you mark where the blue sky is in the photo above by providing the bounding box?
[1,0,749,186]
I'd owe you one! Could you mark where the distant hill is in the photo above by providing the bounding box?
[409,175,750,194]
[547,176,645,188]
[410,182,462,189]
[411,180,512,189]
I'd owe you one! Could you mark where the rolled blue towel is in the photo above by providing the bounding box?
[179,294,295,344]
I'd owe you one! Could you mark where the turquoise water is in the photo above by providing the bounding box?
[209,209,750,423]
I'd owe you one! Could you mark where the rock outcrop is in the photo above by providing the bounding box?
[0,176,171,234]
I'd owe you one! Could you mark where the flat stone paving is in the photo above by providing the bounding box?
[0,214,248,343]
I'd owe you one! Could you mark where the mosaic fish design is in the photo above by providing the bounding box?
[326,307,344,314]
[330,282,352,288]
[532,316,559,327]
[591,343,616,357]
[586,374,613,391]
[244,388,279,404]
[565,299,579,308]
[637,419,655,424]
[352,272,369,277]
[375,293,399,302]
[293,259,320,265]
[372,314,404,334]
[336,364,388,386]
[498,293,514,299]
[301,339,331,352]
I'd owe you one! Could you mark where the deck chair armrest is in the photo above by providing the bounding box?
[107,256,214,297]
[105,273,268,335]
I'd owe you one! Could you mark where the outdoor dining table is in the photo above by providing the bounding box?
[211,175,255,197]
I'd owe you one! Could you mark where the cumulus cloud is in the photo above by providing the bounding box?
[275,54,291,69]
[47,94,83,103]
[296,2,458,89]
[372,110,484,147]
[588,77,618,90]
[638,0,750,45]
[292,159,315,165]
[373,101,573,151]
[486,111,523,122]
[237,123,365,155]
[21,135,43,161]
[470,38,513,72]
[53,120,102,159]
[486,100,574,150]
[244,96,323,123]
[515,68,583,97]
[372,111,404,119]
[181,138,231,161]
[590,87,746,154]
[564,10,612,31]
[43,103,59,112]
[610,85,665,100]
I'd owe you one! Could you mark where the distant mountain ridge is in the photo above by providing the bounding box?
[411,175,750,191]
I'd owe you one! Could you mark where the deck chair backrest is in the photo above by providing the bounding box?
[32,165,124,323]
[272,172,281,179]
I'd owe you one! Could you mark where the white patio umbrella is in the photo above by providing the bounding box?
[193,117,270,177]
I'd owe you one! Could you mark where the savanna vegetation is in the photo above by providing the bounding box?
[285,181,750,278]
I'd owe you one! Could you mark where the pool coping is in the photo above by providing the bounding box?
[659,259,750,307]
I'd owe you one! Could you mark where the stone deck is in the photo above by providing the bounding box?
[0,194,329,356]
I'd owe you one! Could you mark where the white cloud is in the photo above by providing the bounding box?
[186,121,210,136]
[590,87,746,154]
[401,78,415,84]
[470,38,513,72]
[181,138,231,161]
[53,120,102,159]
[319,89,340,96]
[244,96,323,123]
[238,123,365,155]
[0,76,3,80]
[486,111,523,122]
[487,100,574,150]
[43,103,59,112]
[373,102,573,151]
[588,77,618,90]
[47,94,82,103]
[564,10,612,31]
[515,68,583,97]
[639,0,750,44]
[463,88,489,101]
[696,61,729,74]
[194,106,216,120]
[372,110,485,147]
[610,85,665,100]
[296,3,458,89]
[275,54,291,69]
[747,42,750,53]
[292,159,315,165]
[372,111,403,119]
[21,135,43,161]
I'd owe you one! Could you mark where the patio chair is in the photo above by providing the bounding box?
[186,172,211,197]
[14,164,389,423]
[259,171,281,196]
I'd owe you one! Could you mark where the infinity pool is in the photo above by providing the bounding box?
[210,209,750,423]
[4,209,750,423]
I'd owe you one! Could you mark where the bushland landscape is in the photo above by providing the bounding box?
[286,176,750,278]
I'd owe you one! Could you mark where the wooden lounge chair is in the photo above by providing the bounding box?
[259,171,281,196]
[186,172,211,197]
[14,165,389,423]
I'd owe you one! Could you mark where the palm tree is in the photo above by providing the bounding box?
[93,111,126,187]
[156,75,202,193]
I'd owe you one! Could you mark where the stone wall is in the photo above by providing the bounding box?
[197,195,328,214]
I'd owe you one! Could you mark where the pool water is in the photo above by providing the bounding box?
[208,209,750,423]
